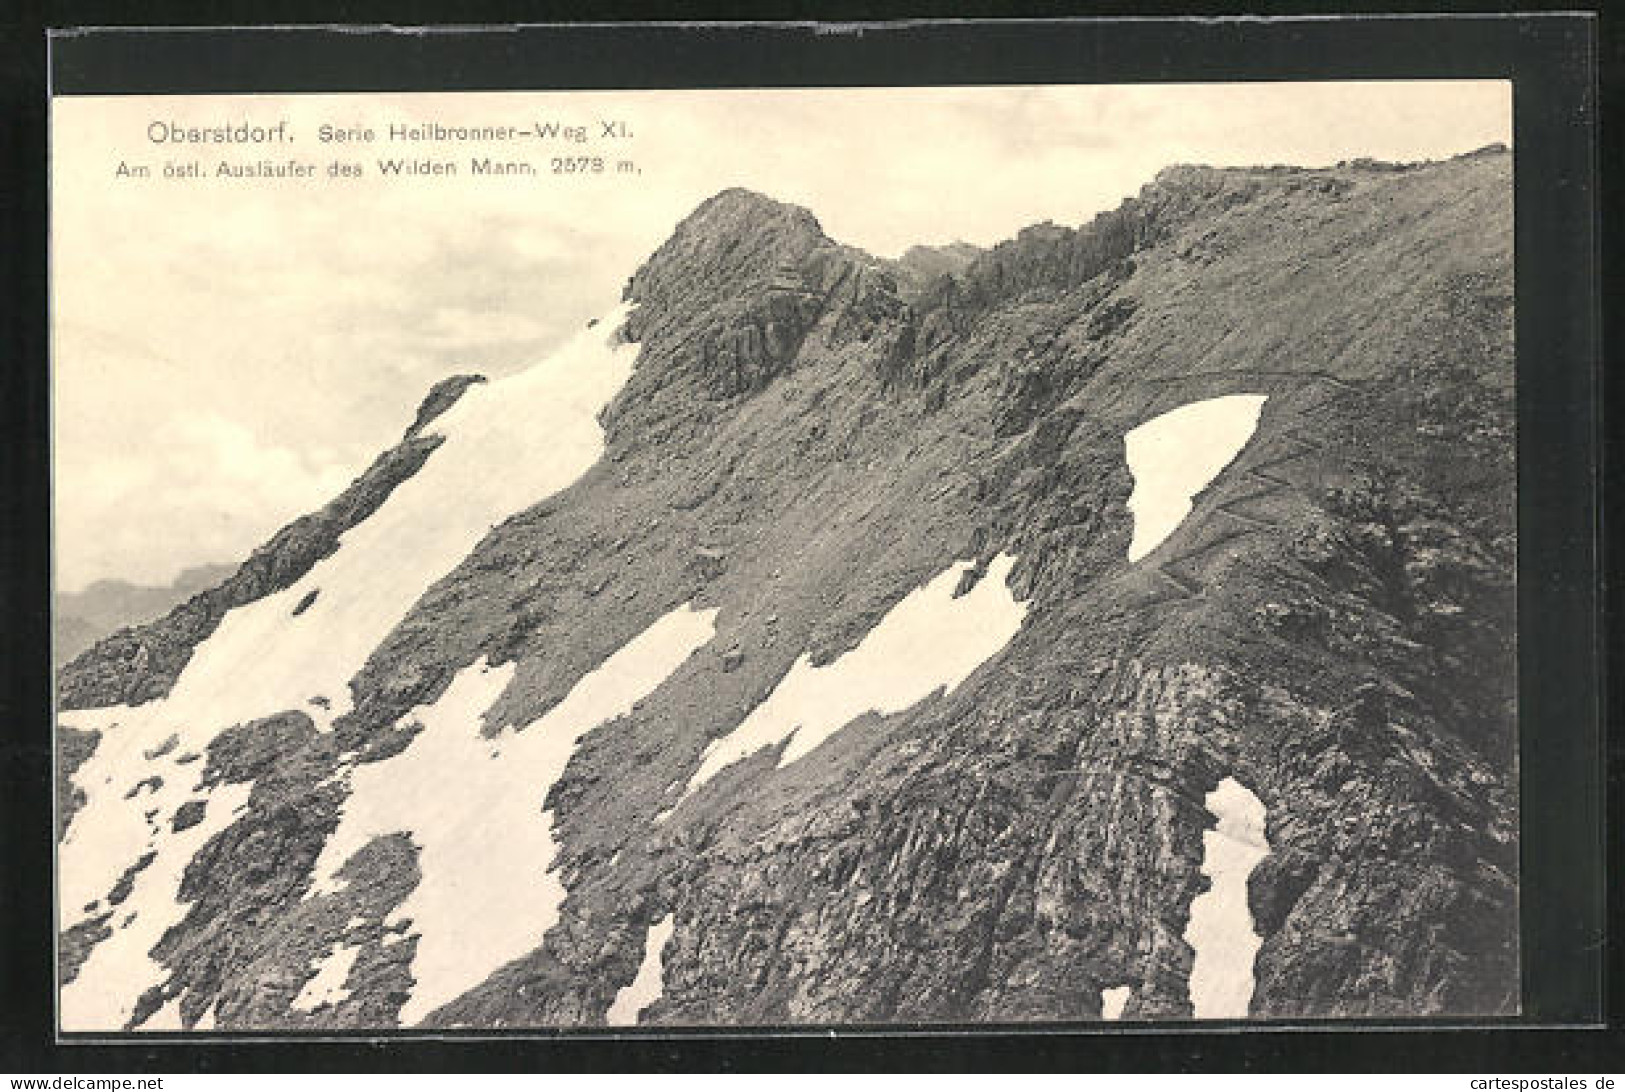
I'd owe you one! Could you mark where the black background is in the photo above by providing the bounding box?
[2,6,1613,1074]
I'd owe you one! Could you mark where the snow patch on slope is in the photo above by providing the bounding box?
[605,915,675,1026]
[1183,776,1270,1020]
[292,942,361,1013]
[58,704,252,1033]
[57,308,639,1031]
[310,604,716,1027]
[1124,394,1268,562]
[679,552,1027,802]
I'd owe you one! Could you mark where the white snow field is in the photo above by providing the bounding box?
[605,914,676,1026]
[291,942,361,1013]
[1100,985,1131,1021]
[309,604,716,1027]
[58,722,253,1033]
[1123,394,1268,562]
[678,552,1028,802]
[1183,776,1271,1019]
[58,309,641,1031]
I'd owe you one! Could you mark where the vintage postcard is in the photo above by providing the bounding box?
[52,79,1518,1033]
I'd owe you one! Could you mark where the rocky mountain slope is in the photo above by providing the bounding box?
[54,564,236,669]
[56,144,1516,1030]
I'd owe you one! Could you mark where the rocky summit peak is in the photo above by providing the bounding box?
[624,189,837,325]
[686,186,826,236]
[618,188,869,401]
[633,189,831,294]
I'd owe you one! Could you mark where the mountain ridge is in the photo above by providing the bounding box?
[53,563,237,669]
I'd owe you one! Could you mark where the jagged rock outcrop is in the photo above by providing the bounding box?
[57,146,1516,1029]
[616,188,911,402]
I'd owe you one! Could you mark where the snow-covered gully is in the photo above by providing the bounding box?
[1183,776,1271,1020]
[605,915,676,1026]
[1123,394,1268,562]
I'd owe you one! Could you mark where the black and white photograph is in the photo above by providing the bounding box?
[49,76,1527,1034]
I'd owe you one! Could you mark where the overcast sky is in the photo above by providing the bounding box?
[52,82,1510,592]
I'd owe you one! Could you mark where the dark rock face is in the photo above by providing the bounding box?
[171,800,208,833]
[57,148,1516,1029]
[618,188,901,402]
[54,564,237,669]
[107,850,157,907]
[59,914,112,988]
[202,711,319,789]
[56,724,100,840]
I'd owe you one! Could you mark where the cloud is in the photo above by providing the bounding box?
[56,406,354,592]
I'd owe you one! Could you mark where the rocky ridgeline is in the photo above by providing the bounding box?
[58,147,1516,1026]
[57,381,486,714]
[404,374,486,439]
